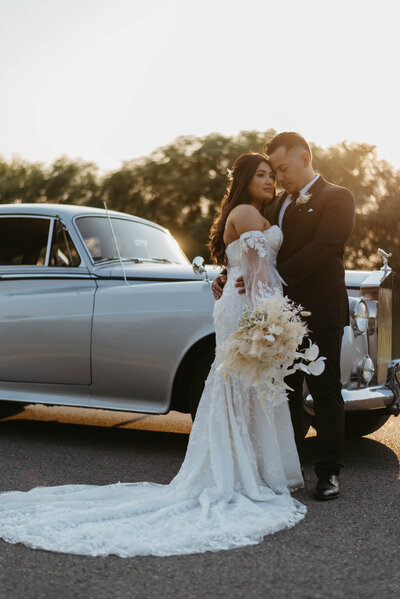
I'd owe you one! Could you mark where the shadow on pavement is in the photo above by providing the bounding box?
[0,418,190,492]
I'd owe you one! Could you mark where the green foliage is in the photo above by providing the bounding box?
[311,142,400,270]
[0,156,99,205]
[102,130,277,257]
[0,131,399,272]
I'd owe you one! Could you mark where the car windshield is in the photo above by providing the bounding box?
[75,216,189,265]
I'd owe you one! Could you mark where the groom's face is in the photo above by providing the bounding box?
[268,146,309,194]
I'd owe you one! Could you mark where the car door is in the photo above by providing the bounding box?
[0,214,96,385]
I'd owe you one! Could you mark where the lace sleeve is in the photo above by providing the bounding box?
[240,230,283,307]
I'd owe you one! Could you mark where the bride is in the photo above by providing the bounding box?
[0,152,306,557]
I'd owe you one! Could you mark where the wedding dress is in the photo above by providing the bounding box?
[0,227,306,557]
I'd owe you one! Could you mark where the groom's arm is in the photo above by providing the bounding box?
[277,188,355,287]
[212,269,227,299]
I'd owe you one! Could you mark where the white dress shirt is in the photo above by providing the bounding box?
[278,173,320,228]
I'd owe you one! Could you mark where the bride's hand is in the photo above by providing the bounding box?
[235,276,246,294]
[212,274,227,300]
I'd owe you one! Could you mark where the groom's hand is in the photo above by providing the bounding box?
[235,276,246,294]
[212,274,227,300]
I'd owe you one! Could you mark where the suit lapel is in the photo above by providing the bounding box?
[282,175,327,240]
[306,174,326,200]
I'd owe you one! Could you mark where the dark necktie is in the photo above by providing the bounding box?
[288,191,300,209]
[282,191,299,229]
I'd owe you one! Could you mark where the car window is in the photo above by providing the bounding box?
[0,217,50,265]
[76,216,189,265]
[50,221,81,267]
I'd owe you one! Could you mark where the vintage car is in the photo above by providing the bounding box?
[0,203,399,438]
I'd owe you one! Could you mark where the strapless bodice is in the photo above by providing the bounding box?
[225,225,283,269]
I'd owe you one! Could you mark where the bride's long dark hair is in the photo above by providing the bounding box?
[208,152,275,266]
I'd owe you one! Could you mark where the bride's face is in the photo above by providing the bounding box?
[247,162,275,203]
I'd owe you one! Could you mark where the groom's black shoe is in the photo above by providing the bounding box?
[313,474,340,500]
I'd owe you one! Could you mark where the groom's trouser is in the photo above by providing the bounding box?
[285,327,344,476]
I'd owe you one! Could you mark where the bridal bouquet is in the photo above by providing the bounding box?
[218,293,325,405]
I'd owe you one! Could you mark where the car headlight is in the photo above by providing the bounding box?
[350,298,369,335]
[357,355,375,384]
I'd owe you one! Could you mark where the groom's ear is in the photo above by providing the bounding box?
[302,152,311,167]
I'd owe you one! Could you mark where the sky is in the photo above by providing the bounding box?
[1,0,399,172]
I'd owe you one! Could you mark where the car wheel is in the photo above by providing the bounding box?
[0,401,26,419]
[345,410,390,438]
[190,349,215,420]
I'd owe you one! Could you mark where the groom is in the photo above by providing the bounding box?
[212,132,355,500]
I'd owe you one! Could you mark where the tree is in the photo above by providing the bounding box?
[0,131,399,272]
[311,142,400,271]
[0,158,46,203]
[45,157,99,206]
[101,130,277,258]
[0,156,99,206]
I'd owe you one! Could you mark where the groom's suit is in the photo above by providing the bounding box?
[266,175,355,474]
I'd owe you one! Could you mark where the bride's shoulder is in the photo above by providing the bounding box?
[230,204,261,217]
[228,205,268,229]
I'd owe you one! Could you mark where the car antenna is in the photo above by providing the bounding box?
[103,201,129,286]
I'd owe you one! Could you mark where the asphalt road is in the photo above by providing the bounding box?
[0,405,400,599]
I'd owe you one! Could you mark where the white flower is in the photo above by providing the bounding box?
[238,340,249,354]
[293,362,312,374]
[307,357,326,376]
[303,341,320,362]
[296,192,312,206]
[268,324,283,336]
[218,293,326,407]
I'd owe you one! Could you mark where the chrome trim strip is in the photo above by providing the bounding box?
[0,273,195,282]
[305,385,394,412]
[377,287,393,384]
[95,276,196,282]
[0,273,94,280]
[0,214,53,220]
[44,218,55,266]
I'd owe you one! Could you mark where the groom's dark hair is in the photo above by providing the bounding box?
[265,132,312,159]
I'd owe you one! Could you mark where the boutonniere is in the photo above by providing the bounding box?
[296,192,312,207]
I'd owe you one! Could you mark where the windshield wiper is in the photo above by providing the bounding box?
[146,258,175,263]
[94,257,177,265]
[94,257,143,264]
[93,257,117,263]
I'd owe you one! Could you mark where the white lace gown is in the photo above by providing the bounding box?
[0,227,305,557]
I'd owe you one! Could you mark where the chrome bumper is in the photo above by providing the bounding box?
[305,359,400,414]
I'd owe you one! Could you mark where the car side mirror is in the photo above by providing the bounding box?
[192,256,209,283]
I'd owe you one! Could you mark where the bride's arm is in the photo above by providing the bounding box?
[239,230,283,307]
[212,205,266,300]
[229,206,282,307]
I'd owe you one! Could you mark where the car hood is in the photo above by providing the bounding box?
[98,265,379,286]
[93,261,221,281]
